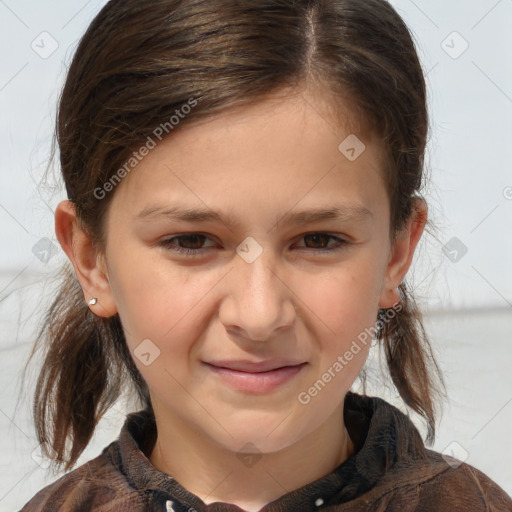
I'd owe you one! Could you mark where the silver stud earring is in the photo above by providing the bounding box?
[89,298,98,306]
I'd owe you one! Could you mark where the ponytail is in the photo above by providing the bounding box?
[29,263,150,470]
[377,281,446,444]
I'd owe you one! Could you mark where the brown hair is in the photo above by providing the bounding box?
[29,0,445,471]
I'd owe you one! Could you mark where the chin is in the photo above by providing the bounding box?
[206,408,316,455]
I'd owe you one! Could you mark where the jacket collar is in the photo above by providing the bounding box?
[106,392,431,511]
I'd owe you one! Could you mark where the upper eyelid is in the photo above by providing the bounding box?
[164,231,346,239]
[162,232,348,246]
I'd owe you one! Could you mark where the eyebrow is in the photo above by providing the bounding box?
[136,204,373,229]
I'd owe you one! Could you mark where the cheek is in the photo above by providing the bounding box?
[296,259,383,340]
[106,246,208,347]
[107,258,216,395]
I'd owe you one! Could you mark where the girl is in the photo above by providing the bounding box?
[21,0,512,510]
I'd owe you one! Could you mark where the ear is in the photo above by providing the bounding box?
[378,197,427,308]
[54,200,118,318]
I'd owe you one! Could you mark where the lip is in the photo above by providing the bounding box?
[207,359,306,372]
[204,360,308,394]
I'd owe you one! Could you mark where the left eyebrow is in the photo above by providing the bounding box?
[135,204,373,229]
[274,205,373,228]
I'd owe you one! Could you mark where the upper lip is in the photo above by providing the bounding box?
[205,359,307,373]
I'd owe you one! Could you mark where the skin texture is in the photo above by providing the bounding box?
[55,86,427,512]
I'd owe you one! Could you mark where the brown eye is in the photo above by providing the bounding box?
[303,233,332,249]
[297,233,347,252]
[159,232,348,258]
[159,234,214,256]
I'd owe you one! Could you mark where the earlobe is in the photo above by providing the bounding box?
[54,200,118,318]
[378,198,427,309]
[379,286,401,309]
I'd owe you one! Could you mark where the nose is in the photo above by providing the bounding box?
[218,244,297,343]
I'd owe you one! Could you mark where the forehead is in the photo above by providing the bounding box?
[106,88,389,227]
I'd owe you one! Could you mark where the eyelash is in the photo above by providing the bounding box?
[158,233,349,257]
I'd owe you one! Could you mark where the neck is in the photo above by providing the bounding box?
[148,405,355,512]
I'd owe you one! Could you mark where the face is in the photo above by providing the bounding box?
[96,88,402,454]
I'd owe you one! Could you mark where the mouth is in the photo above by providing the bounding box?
[203,360,308,394]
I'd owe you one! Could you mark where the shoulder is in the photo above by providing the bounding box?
[367,451,512,511]
[417,453,512,510]
[18,445,143,512]
[341,394,512,510]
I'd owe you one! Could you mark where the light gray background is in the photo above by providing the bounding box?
[1,0,511,509]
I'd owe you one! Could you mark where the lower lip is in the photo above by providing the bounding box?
[204,363,307,394]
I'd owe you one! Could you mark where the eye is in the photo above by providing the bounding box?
[159,234,214,257]
[158,232,348,257]
[295,233,348,253]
